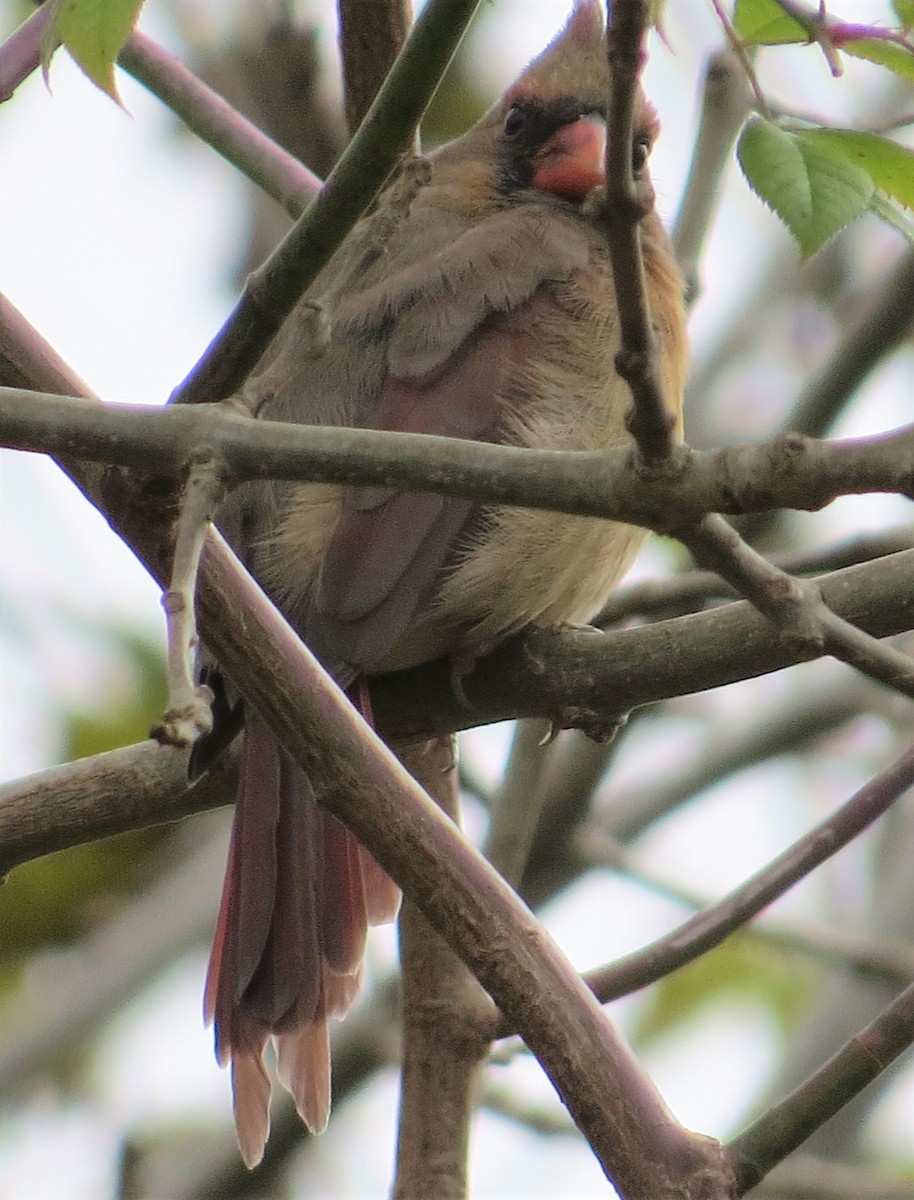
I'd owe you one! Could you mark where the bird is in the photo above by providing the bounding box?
[192,0,687,1168]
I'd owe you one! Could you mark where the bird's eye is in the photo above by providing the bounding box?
[632,135,650,173]
[503,106,526,138]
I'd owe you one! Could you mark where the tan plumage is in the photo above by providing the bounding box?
[195,0,686,1166]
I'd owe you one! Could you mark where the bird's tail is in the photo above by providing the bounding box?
[204,711,400,1167]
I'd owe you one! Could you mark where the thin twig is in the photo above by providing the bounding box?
[755,1156,914,1199]
[579,739,914,1008]
[707,0,770,116]
[681,515,914,701]
[579,826,914,984]
[0,4,48,102]
[120,32,321,216]
[597,526,914,625]
[151,452,225,747]
[604,0,677,461]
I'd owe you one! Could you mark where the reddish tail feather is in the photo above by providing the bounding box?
[205,710,400,1167]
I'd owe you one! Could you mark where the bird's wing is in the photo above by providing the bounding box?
[291,206,594,674]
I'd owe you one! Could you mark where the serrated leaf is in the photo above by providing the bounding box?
[738,117,873,257]
[799,129,914,212]
[733,0,807,44]
[893,0,914,30]
[39,0,64,89]
[869,191,914,246]
[844,36,914,84]
[46,0,144,102]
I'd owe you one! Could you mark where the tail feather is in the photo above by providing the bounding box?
[360,844,403,925]
[325,960,365,1018]
[276,1015,332,1134]
[245,750,323,1029]
[206,711,401,1164]
[321,814,369,973]
[231,720,281,1000]
[232,1049,273,1169]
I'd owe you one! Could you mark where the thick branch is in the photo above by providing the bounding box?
[2,389,913,528]
[0,740,238,876]
[4,551,912,873]
[371,547,914,738]
[194,531,730,1197]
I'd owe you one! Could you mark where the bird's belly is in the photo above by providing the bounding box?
[426,506,645,650]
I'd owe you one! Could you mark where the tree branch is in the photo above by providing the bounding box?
[679,514,914,700]
[0,740,237,876]
[120,32,321,216]
[671,50,752,304]
[580,828,914,985]
[193,530,732,1197]
[605,0,677,460]
[755,1156,914,1199]
[339,0,413,135]
[2,389,913,528]
[729,976,914,1191]
[0,4,47,102]
[580,738,914,1008]
[169,0,483,405]
[4,549,914,874]
[597,526,914,625]
[393,736,493,1200]
[787,246,914,439]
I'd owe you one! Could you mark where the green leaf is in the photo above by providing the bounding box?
[798,129,914,212]
[631,936,816,1047]
[892,0,914,30]
[844,36,914,84]
[869,191,914,246]
[43,0,145,102]
[738,117,873,257]
[733,0,807,44]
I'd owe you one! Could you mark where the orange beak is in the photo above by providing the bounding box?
[530,114,606,201]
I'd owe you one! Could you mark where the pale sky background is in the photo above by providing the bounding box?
[1,1,912,1196]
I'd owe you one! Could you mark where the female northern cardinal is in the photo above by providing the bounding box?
[195,0,686,1167]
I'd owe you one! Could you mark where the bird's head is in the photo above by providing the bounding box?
[431,1,659,212]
